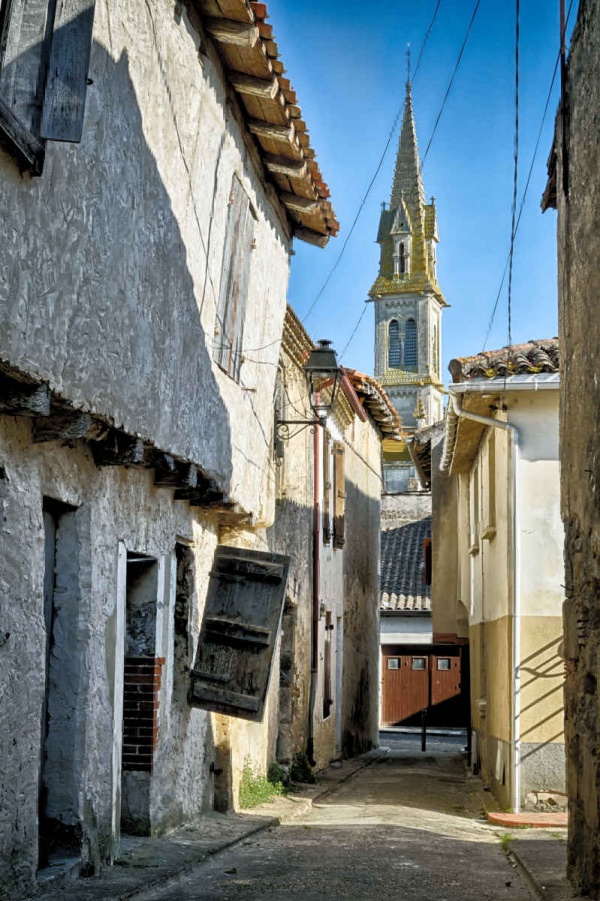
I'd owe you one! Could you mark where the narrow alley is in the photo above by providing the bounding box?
[34,734,564,901]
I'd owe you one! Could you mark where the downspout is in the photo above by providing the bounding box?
[449,392,522,813]
[306,418,319,767]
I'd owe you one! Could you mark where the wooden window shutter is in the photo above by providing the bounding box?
[190,546,290,722]
[0,0,51,171]
[214,176,254,380]
[322,431,331,543]
[41,0,97,142]
[332,441,345,549]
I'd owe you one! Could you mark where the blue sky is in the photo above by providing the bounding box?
[266,0,567,382]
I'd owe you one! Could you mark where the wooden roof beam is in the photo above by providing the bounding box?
[294,227,329,248]
[247,118,295,145]
[280,192,319,214]
[262,153,307,178]
[229,72,279,100]
[203,17,260,48]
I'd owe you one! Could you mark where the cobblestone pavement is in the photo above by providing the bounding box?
[135,741,533,901]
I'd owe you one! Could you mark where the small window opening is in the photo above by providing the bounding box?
[412,657,426,671]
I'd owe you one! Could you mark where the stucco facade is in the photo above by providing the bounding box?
[266,310,396,773]
[438,351,564,811]
[547,0,600,892]
[0,2,338,897]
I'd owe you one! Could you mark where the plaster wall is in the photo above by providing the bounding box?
[431,439,468,640]
[0,0,291,523]
[380,615,433,645]
[0,418,217,899]
[341,414,382,758]
[555,4,600,886]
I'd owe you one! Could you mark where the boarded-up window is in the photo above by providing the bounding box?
[332,441,345,549]
[404,318,418,370]
[388,319,401,368]
[214,176,255,381]
[190,546,290,722]
[0,0,96,173]
[322,431,332,543]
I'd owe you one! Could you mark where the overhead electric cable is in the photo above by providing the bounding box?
[301,0,443,326]
[482,0,574,350]
[337,0,481,360]
[506,0,520,350]
[422,0,481,165]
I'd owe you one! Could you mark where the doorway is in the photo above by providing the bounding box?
[40,498,81,867]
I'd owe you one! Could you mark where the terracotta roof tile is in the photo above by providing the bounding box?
[196,0,338,246]
[380,517,431,613]
[448,339,559,383]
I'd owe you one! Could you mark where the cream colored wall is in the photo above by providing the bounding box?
[458,387,564,805]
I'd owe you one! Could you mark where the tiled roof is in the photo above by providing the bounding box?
[196,0,338,246]
[345,370,402,440]
[380,517,431,613]
[448,339,559,383]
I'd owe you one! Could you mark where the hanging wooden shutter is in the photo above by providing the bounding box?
[0,0,50,171]
[190,546,290,722]
[332,441,345,549]
[41,0,96,142]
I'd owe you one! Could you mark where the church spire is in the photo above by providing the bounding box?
[390,81,426,219]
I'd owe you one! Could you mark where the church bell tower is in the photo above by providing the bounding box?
[371,80,447,492]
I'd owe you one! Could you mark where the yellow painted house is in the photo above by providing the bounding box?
[434,340,565,811]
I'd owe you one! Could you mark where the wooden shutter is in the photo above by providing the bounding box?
[0,0,50,171]
[332,441,345,549]
[322,431,331,543]
[41,0,96,142]
[215,176,254,380]
[190,546,290,722]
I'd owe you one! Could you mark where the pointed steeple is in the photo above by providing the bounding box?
[390,82,426,225]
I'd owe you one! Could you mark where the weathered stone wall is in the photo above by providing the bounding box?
[341,416,382,757]
[0,417,218,898]
[556,0,600,892]
[0,0,291,524]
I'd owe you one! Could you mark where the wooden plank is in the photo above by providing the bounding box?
[33,409,91,442]
[247,117,294,144]
[91,432,144,467]
[262,153,307,178]
[293,227,329,248]
[280,192,318,214]
[203,17,259,47]
[228,71,278,99]
[41,0,96,142]
[0,93,44,173]
[0,380,50,416]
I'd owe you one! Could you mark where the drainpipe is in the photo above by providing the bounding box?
[449,392,522,813]
[306,419,319,767]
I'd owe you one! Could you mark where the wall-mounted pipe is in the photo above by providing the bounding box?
[306,418,320,767]
[449,392,522,813]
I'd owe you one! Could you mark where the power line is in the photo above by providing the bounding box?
[301,0,443,326]
[422,0,481,165]
[506,0,520,351]
[481,0,575,350]
[339,304,368,361]
[338,0,481,361]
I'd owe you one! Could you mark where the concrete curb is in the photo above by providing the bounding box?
[488,811,568,829]
[506,849,545,901]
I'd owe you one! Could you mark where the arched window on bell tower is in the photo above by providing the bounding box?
[388,319,401,368]
[399,242,406,274]
[405,318,418,370]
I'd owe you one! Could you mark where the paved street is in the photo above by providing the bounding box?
[133,738,531,901]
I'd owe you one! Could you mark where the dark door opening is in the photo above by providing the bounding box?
[40,497,80,868]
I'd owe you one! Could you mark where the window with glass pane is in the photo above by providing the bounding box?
[412,657,426,670]
[437,658,451,671]
[388,658,400,670]
[405,319,418,370]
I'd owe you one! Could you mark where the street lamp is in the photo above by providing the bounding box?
[276,339,342,440]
